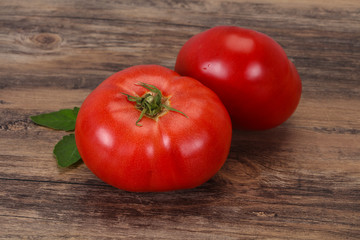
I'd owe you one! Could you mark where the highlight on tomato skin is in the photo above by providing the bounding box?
[75,65,232,192]
[175,25,302,131]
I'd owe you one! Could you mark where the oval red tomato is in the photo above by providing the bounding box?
[75,65,232,192]
[175,26,302,130]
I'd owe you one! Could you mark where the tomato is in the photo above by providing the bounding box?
[75,65,232,192]
[175,26,302,130]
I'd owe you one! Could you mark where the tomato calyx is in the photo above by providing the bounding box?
[122,82,188,126]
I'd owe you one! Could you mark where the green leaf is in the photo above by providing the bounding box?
[73,107,80,117]
[53,134,81,167]
[31,107,80,131]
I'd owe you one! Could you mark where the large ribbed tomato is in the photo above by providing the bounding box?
[75,65,232,192]
[175,26,302,130]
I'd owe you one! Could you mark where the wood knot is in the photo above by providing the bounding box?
[252,211,278,217]
[30,33,62,50]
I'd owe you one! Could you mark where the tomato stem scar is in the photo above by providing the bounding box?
[122,82,188,126]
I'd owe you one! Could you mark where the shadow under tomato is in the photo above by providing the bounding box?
[225,126,294,178]
[72,126,294,224]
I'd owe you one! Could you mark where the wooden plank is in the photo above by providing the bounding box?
[1,87,359,239]
[0,178,359,240]
[0,0,359,239]
[0,0,359,95]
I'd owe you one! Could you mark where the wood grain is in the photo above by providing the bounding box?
[1,0,359,239]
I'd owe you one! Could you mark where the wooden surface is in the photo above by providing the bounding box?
[1,0,359,239]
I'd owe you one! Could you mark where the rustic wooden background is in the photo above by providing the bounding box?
[1,0,359,239]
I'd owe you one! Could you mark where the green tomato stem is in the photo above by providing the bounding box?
[122,82,188,126]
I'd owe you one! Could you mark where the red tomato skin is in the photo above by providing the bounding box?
[175,26,302,130]
[75,65,232,192]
